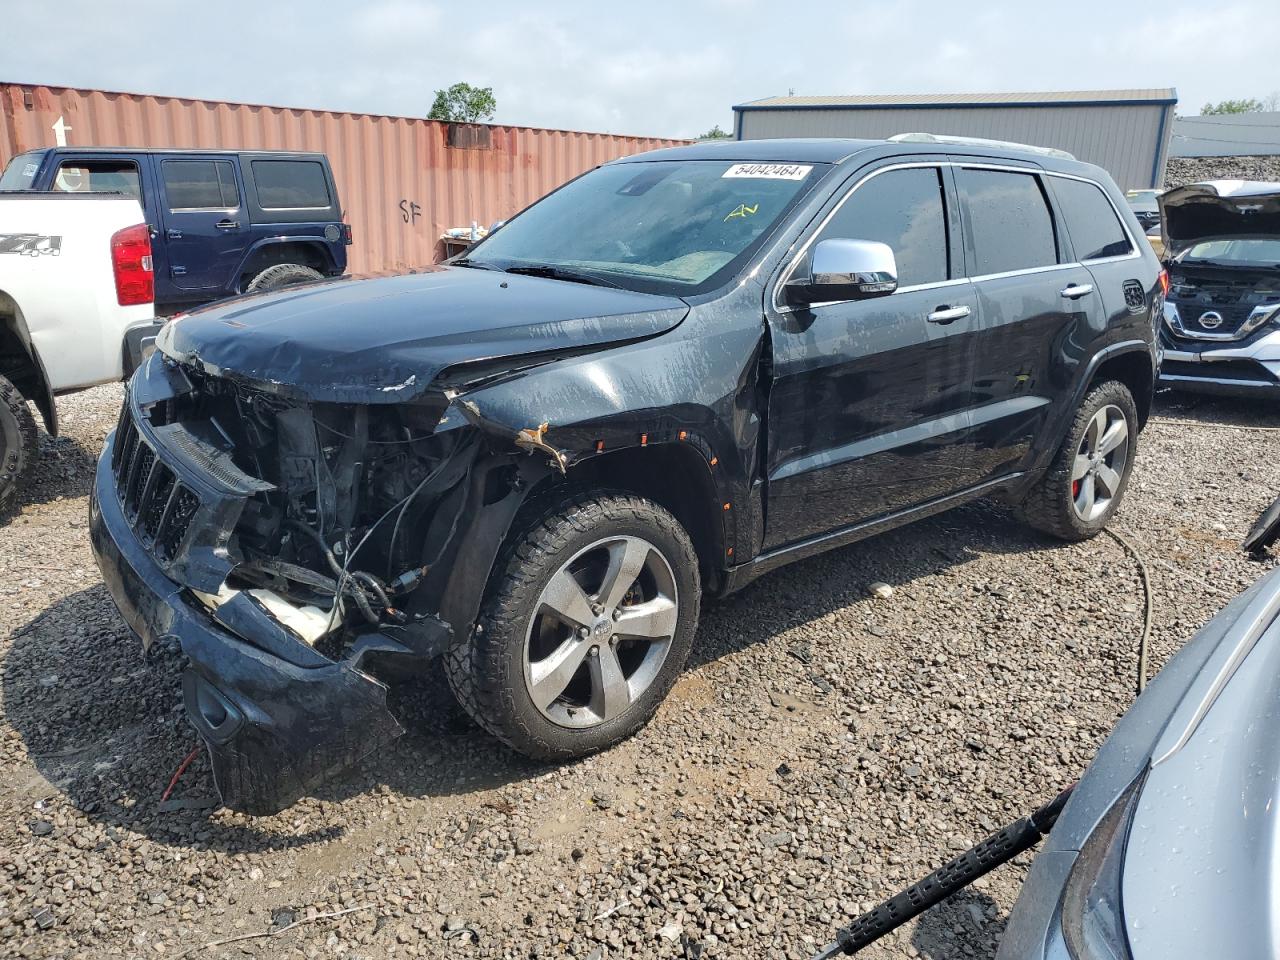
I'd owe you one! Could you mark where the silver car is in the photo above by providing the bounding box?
[999,558,1280,958]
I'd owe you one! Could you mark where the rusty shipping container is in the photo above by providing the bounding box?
[1,83,689,276]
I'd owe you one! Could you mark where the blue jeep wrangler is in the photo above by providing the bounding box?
[0,147,350,310]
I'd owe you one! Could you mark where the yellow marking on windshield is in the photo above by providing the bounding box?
[724,202,759,222]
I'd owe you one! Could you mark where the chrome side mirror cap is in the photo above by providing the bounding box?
[785,238,898,306]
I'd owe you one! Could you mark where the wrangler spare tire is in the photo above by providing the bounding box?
[0,374,38,516]
[245,263,324,294]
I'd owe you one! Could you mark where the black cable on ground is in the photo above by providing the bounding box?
[1103,526,1153,696]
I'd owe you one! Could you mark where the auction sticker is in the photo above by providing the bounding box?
[722,163,812,180]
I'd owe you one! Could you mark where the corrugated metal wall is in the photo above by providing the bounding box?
[0,84,688,275]
[737,104,1174,189]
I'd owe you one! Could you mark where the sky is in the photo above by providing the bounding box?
[4,0,1279,138]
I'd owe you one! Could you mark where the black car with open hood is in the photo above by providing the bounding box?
[90,136,1160,812]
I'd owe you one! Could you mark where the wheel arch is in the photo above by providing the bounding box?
[545,442,727,592]
[236,239,337,291]
[0,290,57,434]
[1087,345,1154,429]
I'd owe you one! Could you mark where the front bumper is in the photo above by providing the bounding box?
[1158,328,1280,398]
[89,433,405,815]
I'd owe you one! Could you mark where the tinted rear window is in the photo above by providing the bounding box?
[816,166,950,286]
[1055,177,1133,261]
[251,160,331,209]
[163,160,239,209]
[957,169,1058,275]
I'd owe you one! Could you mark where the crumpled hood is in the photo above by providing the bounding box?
[157,267,688,403]
[1160,179,1280,255]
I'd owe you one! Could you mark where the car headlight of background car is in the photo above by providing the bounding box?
[1059,772,1147,960]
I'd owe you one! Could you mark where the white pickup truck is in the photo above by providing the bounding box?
[1,193,158,512]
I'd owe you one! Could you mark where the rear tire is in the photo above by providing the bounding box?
[245,263,323,294]
[444,490,701,760]
[0,374,39,516]
[1020,379,1138,541]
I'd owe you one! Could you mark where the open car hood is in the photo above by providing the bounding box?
[156,267,689,403]
[1159,180,1280,255]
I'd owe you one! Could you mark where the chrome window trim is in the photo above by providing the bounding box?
[772,160,1137,314]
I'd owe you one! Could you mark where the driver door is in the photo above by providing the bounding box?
[763,162,982,550]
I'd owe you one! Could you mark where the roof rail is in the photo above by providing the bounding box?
[888,132,1076,161]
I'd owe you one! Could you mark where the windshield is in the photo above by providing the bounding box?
[0,152,43,191]
[460,159,824,295]
[1180,238,1280,267]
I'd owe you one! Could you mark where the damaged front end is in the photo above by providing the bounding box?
[89,349,559,814]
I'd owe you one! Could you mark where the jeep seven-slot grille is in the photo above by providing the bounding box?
[112,404,200,561]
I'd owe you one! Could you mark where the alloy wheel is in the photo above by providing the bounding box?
[1071,404,1130,522]
[523,535,679,729]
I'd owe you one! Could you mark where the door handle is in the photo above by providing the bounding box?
[215,219,240,230]
[1060,283,1094,300]
[926,305,971,324]
[165,228,183,240]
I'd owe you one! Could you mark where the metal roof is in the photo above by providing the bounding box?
[15,146,327,159]
[735,89,1178,111]
[1170,112,1280,157]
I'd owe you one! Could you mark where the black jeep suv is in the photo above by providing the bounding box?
[90,137,1162,812]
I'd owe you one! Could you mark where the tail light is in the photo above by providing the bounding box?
[111,223,154,306]
[342,223,353,246]
[1157,269,1170,298]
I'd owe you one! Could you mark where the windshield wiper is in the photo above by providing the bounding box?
[503,264,623,288]
[449,256,503,271]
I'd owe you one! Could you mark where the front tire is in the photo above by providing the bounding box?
[444,491,701,760]
[245,263,324,294]
[0,374,39,516]
[1020,380,1138,541]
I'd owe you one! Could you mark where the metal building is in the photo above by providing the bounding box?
[1170,112,1280,157]
[0,83,687,276]
[733,89,1178,189]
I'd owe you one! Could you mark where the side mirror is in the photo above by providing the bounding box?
[785,238,898,305]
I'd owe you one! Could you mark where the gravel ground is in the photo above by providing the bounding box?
[1,382,1277,960]
[1165,154,1280,187]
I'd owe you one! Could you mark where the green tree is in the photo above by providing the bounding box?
[698,124,732,140]
[429,83,497,123]
[1200,98,1265,115]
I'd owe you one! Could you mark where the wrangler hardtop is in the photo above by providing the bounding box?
[1,146,349,309]
[90,136,1162,812]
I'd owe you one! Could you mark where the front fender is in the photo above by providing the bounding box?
[451,321,766,564]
